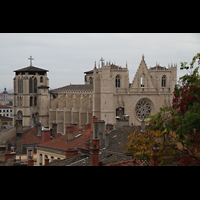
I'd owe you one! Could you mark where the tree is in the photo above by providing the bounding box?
[123,53,200,166]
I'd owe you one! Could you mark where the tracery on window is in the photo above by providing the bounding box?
[135,98,152,121]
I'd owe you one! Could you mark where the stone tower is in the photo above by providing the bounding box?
[93,58,129,124]
[13,57,50,128]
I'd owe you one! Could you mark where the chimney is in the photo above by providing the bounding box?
[42,130,51,143]
[28,159,34,166]
[99,132,103,148]
[70,123,78,131]
[5,153,16,165]
[93,121,98,139]
[66,126,74,143]
[16,119,23,155]
[116,115,129,129]
[93,120,105,139]
[91,116,98,133]
[45,157,49,166]
[105,132,109,148]
[106,123,114,131]
[36,122,42,136]
[90,138,100,166]
[65,149,78,159]
[52,122,57,138]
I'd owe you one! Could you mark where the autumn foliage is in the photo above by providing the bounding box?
[123,53,200,166]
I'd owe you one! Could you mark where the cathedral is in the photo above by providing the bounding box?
[13,55,177,134]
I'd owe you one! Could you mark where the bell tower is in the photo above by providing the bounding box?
[13,56,50,128]
[93,57,129,124]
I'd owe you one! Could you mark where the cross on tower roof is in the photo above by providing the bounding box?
[100,57,104,68]
[100,57,104,62]
[28,56,34,66]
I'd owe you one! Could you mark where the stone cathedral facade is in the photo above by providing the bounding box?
[13,55,177,134]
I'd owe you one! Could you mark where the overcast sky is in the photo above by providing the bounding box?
[0,33,199,92]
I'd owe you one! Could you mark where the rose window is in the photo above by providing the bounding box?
[135,99,152,121]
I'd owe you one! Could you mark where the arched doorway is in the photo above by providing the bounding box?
[17,110,23,120]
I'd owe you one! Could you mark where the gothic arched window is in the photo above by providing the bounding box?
[30,96,33,106]
[17,110,23,120]
[29,78,33,93]
[34,78,37,93]
[40,76,43,83]
[89,77,93,84]
[18,78,23,93]
[115,75,120,88]
[162,75,166,87]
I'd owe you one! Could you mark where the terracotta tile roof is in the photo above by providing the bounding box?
[105,159,143,166]
[47,150,135,166]
[37,128,93,152]
[8,127,43,145]
[0,105,12,109]
[46,125,147,166]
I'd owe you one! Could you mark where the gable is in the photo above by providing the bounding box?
[131,55,155,89]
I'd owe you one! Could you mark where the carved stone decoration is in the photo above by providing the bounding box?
[135,98,152,121]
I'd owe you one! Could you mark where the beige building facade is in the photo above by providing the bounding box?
[13,55,177,133]
[49,55,177,133]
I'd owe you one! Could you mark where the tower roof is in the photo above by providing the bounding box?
[14,66,49,73]
[2,88,8,94]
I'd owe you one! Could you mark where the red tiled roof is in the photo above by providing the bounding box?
[8,127,43,145]
[37,128,93,151]
[0,105,12,109]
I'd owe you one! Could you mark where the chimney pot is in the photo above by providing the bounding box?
[65,149,78,159]
[28,159,34,166]
[91,117,98,133]
[52,122,57,138]
[105,132,109,148]
[45,158,49,166]
[66,126,74,143]
[70,123,78,131]
[90,138,100,166]
[42,130,51,143]
[36,122,42,136]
